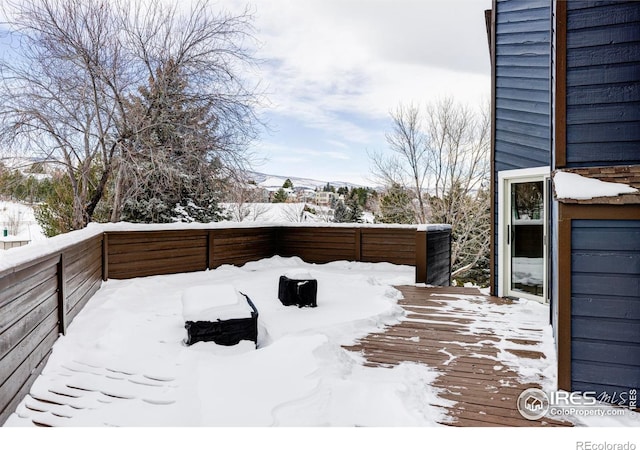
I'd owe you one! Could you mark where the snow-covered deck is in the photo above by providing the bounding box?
[347,286,570,427]
[4,257,638,427]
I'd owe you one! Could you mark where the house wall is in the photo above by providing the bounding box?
[570,219,640,403]
[492,0,552,291]
[563,1,640,167]
[552,1,640,396]
[492,0,640,401]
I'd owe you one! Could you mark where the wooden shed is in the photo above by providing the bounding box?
[488,0,640,404]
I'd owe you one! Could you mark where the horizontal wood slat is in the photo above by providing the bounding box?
[0,270,58,336]
[0,291,56,363]
[107,231,208,279]
[105,230,209,243]
[0,325,57,425]
[107,238,207,255]
[108,254,207,279]
[209,228,276,268]
[0,257,59,306]
[63,237,102,264]
[0,309,58,392]
[108,246,204,265]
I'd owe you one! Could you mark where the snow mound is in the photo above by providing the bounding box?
[181,284,253,321]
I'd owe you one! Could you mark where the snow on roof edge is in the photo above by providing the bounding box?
[554,170,638,200]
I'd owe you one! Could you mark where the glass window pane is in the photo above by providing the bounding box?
[511,181,544,297]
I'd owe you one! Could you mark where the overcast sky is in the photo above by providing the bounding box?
[225,0,493,185]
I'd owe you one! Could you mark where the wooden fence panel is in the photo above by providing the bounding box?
[106,231,208,279]
[0,255,59,425]
[210,228,277,269]
[276,227,357,263]
[64,236,104,325]
[361,228,417,266]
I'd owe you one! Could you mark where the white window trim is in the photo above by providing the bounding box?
[497,166,551,300]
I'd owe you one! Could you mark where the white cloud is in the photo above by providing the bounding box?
[254,142,350,162]
[201,0,493,182]
[245,0,491,137]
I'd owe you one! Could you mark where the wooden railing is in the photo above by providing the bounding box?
[0,223,451,424]
[0,232,103,424]
[103,225,429,279]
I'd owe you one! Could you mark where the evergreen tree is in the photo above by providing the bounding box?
[0,1,260,229]
[351,187,370,208]
[376,184,415,224]
[345,195,364,222]
[35,173,76,237]
[118,60,226,223]
[282,178,294,189]
[333,199,349,223]
[333,194,363,223]
[272,188,288,203]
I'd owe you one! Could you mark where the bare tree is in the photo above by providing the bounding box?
[6,209,23,235]
[281,203,309,223]
[224,181,270,222]
[0,0,261,231]
[425,98,490,278]
[370,103,429,223]
[371,97,490,280]
[240,203,271,222]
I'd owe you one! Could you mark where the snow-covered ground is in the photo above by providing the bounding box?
[222,202,375,224]
[0,200,46,243]
[5,256,447,427]
[222,202,332,223]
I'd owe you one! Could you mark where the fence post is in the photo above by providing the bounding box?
[415,228,427,284]
[57,253,67,335]
[102,233,109,281]
[208,230,215,269]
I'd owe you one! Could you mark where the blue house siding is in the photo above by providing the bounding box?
[565,1,640,166]
[571,220,640,401]
[492,0,551,289]
[494,0,551,173]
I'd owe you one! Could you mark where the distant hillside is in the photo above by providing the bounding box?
[247,171,369,191]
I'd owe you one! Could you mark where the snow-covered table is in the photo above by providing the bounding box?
[182,284,258,346]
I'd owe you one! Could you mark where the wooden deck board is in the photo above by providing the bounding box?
[343,285,572,427]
